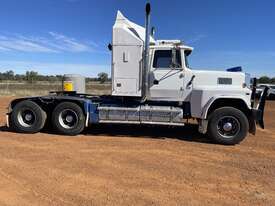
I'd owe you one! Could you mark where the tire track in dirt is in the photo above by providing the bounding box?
[0,163,75,206]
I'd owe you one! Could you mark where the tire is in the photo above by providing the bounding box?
[52,102,85,135]
[207,107,249,145]
[10,100,47,133]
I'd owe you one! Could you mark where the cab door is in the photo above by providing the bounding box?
[149,48,186,101]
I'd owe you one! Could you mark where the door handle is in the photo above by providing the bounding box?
[186,75,196,88]
[179,73,184,79]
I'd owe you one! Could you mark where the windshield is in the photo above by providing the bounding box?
[270,86,275,89]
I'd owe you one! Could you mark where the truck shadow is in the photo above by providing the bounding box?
[84,124,213,144]
[0,124,212,144]
[0,126,9,132]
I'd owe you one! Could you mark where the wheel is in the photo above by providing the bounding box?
[10,100,46,133]
[207,107,249,145]
[52,102,85,135]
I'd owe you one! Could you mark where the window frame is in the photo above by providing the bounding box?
[151,48,183,70]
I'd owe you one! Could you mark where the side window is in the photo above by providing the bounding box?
[153,50,181,69]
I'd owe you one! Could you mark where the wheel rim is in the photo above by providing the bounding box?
[217,116,240,138]
[17,109,36,128]
[58,109,79,129]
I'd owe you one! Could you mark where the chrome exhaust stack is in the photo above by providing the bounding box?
[251,77,257,108]
[142,3,151,101]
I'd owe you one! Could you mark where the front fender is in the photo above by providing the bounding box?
[201,95,251,119]
[190,89,251,119]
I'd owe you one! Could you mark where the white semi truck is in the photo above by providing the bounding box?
[7,4,268,145]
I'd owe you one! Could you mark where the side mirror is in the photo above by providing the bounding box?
[151,27,155,38]
[170,48,182,69]
[108,43,112,51]
[172,48,176,67]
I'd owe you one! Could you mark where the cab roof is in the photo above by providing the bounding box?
[150,40,193,51]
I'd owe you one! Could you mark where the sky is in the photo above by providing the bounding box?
[0,0,274,77]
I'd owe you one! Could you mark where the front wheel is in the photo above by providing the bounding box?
[207,107,249,145]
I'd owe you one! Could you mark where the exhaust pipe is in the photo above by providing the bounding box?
[142,3,151,101]
[251,77,257,107]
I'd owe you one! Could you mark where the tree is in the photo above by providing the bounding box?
[270,77,275,84]
[97,72,108,83]
[25,71,39,84]
[15,74,25,81]
[1,70,14,80]
[6,70,14,78]
[258,76,270,84]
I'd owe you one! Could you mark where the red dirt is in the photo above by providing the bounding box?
[0,97,274,206]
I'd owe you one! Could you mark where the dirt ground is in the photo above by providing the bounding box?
[0,97,274,206]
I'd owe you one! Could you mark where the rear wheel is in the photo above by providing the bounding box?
[52,102,85,135]
[207,107,249,145]
[10,100,46,133]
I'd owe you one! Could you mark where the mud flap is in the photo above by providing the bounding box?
[248,115,256,135]
[6,114,10,128]
[252,86,269,129]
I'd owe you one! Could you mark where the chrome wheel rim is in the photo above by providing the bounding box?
[217,116,240,138]
[17,109,36,128]
[58,109,78,129]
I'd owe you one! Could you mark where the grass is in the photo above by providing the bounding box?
[0,81,111,96]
